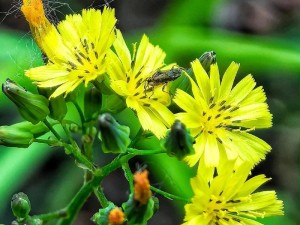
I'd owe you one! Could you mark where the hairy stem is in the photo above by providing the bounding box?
[150,186,189,202]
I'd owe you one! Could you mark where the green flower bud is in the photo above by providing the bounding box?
[2,79,49,124]
[198,51,216,73]
[38,87,67,121]
[12,121,53,138]
[91,202,115,225]
[170,51,216,95]
[98,114,130,154]
[11,192,31,219]
[84,87,102,122]
[0,125,33,148]
[122,194,155,225]
[162,120,195,160]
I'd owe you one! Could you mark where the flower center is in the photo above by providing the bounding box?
[203,195,245,224]
[60,38,105,82]
[200,98,240,135]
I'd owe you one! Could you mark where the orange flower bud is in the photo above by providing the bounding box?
[108,208,125,225]
[134,170,152,205]
[21,0,52,50]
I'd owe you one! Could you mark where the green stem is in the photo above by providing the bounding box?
[32,209,68,221]
[122,162,134,192]
[63,144,95,171]
[127,148,166,155]
[73,101,86,133]
[61,123,77,147]
[57,176,102,225]
[94,187,109,208]
[33,138,60,146]
[43,119,61,140]
[58,153,136,225]
[150,186,189,202]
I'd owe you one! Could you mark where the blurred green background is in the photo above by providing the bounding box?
[0,0,299,224]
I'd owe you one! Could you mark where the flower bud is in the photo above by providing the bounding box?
[134,170,152,205]
[38,87,67,121]
[11,192,31,219]
[122,170,156,225]
[2,79,49,124]
[84,87,102,122]
[108,208,125,225]
[198,51,216,73]
[98,114,130,154]
[92,202,123,225]
[122,194,156,225]
[162,120,194,160]
[0,125,33,148]
[170,51,216,94]
[12,121,54,138]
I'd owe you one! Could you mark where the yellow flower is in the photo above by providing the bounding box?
[106,30,175,138]
[183,160,284,225]
[22,0,117,98]
[173,60,272,167]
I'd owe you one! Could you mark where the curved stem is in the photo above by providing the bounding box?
[73,101,86,134]
[43,119,61,140]
[122,162,134,192]
[63,143,95,171]
[61,123,77,147]
[33,138,59,146]
[150,186,189,202]
[57,153,136,225]
[127,148,166,155]
[57,176,102,225]
[32,209,68,221]
[94,187,109,208]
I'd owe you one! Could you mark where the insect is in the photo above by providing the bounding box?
[144,67,183,98]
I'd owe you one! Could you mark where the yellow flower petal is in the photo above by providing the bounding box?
[182,161,284,225]
[24,6,117,98]
[175,60,272,167]
[107,32,176,138]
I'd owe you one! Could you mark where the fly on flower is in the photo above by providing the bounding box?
[144,66,183,98]
[106,30,176,139]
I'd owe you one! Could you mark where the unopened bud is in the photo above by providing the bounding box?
[198,51,216,73]
[92,202,118,225]
[2,79,49,124]
[122,170,156,224]
[13,121,54,138]
[108,208,125,225]
[11,192,31,219]
[98,114,130,154]
[0,125,33,148]
[134,170,152,205]
[122,194,156,225]
[162,120,194,160]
